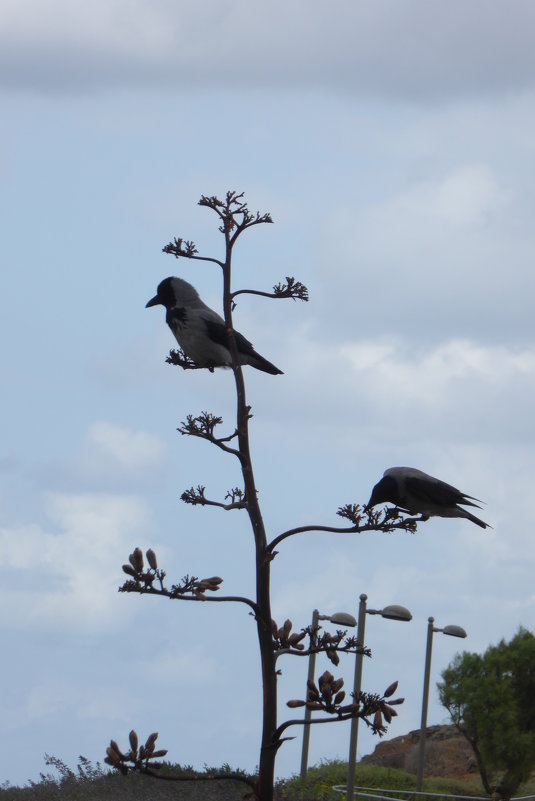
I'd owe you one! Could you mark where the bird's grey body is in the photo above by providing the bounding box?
[366,466,489,528]
[146,277,283,375]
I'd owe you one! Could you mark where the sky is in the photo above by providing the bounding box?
[1,0,535,788]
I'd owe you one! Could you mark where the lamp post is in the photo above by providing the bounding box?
[300,609,357,780]
[416,617,467,792]
[346,594,413,800]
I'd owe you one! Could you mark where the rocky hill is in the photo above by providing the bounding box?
[361,724,478,779]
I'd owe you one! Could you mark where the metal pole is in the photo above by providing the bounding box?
[300,609,319,780]
[416,616,435,792]
[346,594,368,799]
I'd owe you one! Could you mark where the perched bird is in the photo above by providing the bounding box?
[146,276,283,375]
[365,466,489,528]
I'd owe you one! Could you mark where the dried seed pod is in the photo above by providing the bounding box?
[332,678,344,694]
[384,704,398,718]
[122,564,137,577]
[129,730,138,755]
[283,619,292,636]
[387,697,405,705]
[327,649,340,666]
[318,670,334,689]
[373,709,383,729]
[305,701,323,710]
[108,740,123,758]
[334,690,346,705]
[130,548,144,572]
[145,732,159,751]
[383,680,398,698]
[105,747,121,766]
[151,749,168,758]
[287,699,306,708]
[146,549,158,569]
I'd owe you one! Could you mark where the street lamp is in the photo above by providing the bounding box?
[300,609,357,780]
[346,594,412,800]
[416,617,467,791]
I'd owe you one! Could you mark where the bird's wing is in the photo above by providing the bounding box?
[405,476,483,509]
[202,318,256,356]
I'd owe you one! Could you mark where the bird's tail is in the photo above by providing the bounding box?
[463,509,491,529]
[248,353,283,375]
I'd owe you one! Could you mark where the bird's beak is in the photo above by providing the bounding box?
[145,295,160,308]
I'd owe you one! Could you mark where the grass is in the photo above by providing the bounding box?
[1,757,534,801]
[275,761,535,801]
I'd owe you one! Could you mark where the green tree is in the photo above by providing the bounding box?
[438,627,535,801]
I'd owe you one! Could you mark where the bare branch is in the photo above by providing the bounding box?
[268,505,422,553]
[177,413,243,458]
[120,548,257,613]
[271,617,370,664]
[276,674,404,743]
[105,731,257,791]
[162,236,224,268]
[231,276,309,304]
[165,348,210,371]
[181,485,246,511]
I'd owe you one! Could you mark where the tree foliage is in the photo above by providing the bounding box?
[438,627,535,800]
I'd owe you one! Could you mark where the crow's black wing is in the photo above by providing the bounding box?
[405,477,482,509]
[203,319,257,357]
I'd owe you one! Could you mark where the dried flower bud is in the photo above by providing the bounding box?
[109,740,123,758]
[305,701,323,710]
[122,564,137,577]
[151,749,168,758]
[146,549,157,569]
[287,699,306,708]
[334,690,346,705]
[373,710,383,729]
[383,680,398,698]
[129,730,138,755]
[129,548,144,572]
[145,733,159,750]
[327,650,340,666]
[332,678,344,694]
[318,671,334,689]
[283,619,292,636]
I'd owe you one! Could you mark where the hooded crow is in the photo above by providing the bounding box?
[365,467,489,528]
[146,277,283,375]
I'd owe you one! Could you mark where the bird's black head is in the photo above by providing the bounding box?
[365,475,398,511]
[146,277,176,309]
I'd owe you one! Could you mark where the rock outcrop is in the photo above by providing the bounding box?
[361,724,478,778]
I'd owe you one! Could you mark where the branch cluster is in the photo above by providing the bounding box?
[105,731,167,776]
[120,548,223,599]
[337,503,420,532]
[162,238,198,259]
[271,618,369,666]
[177,412,242,457]
[165,348,205,371]
[287,674,404,732]
[181,485,246,511]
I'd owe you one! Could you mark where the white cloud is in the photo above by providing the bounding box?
[2,1,535,97]
[0,492,154,631]
[87,421,166,471]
